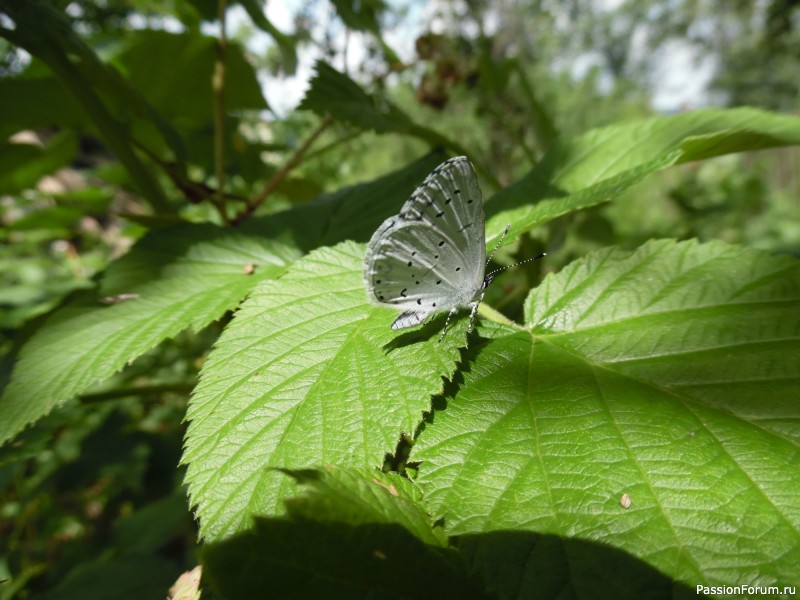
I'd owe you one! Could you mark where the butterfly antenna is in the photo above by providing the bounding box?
[484,224,547,279]
[486,252,547,279]
[485,224,511,267]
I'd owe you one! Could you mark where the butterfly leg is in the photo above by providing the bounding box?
[438,306,461,342]
[467,291,484,334]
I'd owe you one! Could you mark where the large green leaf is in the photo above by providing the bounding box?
[486,108,800,246]
[413,239,800,596]
[112,30,268,127]
[182,242,468,541]
[0,224,299,445]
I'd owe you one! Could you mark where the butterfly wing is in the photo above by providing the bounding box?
[364,156,486,329]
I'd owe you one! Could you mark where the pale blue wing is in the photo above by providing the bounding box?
[364,156,486,329]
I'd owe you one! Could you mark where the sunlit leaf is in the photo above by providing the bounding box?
[0,224,299,444]
[486,107,800,246]
[183,242,467,540]
[414,239,800,596]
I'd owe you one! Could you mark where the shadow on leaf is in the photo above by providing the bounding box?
[202,518,705,600]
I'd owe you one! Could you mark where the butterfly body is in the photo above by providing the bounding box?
[364,156,487,334]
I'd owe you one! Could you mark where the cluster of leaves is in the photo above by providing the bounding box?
[1,1,800,599]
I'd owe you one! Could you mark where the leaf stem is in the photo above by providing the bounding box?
[232,114,333,224]
[303,128,363,162]
[478,303,521,329]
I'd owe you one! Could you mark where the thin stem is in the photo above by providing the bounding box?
[212,0,230,224]
[303,128,363,161]
[233,114,334,225]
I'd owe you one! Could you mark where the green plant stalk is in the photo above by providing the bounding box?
[478,302,519,328]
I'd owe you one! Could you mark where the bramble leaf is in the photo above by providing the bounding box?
[414,239,800,596]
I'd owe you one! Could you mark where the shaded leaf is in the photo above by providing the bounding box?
[202,466,488,600]
[112,493,192,556]
[457,531,698,600]
[247,152,444,251]
[36,555,179,600]
[331,0,385,33]
[203,519,488,600]
[112,30,268,127]
[0,77,87,138]
[282,466,446,546]
[0,2,178,206]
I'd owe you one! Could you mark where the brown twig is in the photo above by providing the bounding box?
[232,114,334,225]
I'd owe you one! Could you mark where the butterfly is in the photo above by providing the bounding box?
[364,156,542,339]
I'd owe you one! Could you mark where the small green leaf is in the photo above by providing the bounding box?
[183,242,466,541]
[414,239,800,594]
[239,0,298,74]
[330,0,385,33]
[486,107,800,245]
[282,466,446,546]
[113,30,268,127]
[0,224,298,444]
[299,61,411,132]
